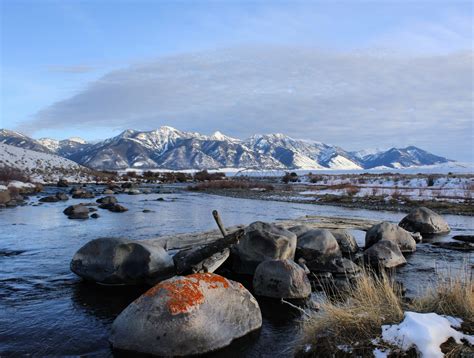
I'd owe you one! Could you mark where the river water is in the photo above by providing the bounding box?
[0,187,472,357]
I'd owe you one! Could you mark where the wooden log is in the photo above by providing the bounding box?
[173,228,245,274]
[212,210,228,237]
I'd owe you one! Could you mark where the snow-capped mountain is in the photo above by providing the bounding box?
[0,127,452,170]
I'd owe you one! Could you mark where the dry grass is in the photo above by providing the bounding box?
[302,269,403,352]
[300,264,473,356]
[410,266,473,331]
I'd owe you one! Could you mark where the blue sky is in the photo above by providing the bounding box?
[1,0,472,160]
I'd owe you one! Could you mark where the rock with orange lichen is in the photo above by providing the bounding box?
[109,273,262,356]
[253,259,311,299]
[232,221,297,274]
[70,237,175,285]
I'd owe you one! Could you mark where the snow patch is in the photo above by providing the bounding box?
[381,312,474,358]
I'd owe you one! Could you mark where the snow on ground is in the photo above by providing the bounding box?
[0,143,94,183]
[381,312,474,358]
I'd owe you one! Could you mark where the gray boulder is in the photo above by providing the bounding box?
[40,195,59,203]
[287,224,312,238]
[55,192,69,201]
[71,188,95,199]
[96,196,118,205]
[253,259,311,299]
[296,229,341,263]
[232,221,296,274]
[109,273,262,356]
[364,240,407,269]
[70,237,174,285]
[331,229,359,256]
[98,202,128,212]
[63,204,89,219]
[365,222,417,253]
[399,207,450,234]
[307,256,361,276]
[57,179,69,187]
[103,189,115,195]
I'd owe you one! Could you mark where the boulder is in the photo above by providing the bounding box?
[103,189,115,195]
[232,221,296,274]
[126,189,141,195]
[63,205,89,219]
[296,229,341,263]
[99,203,128,212]
[57,179,69,187]
[96,196,118,205]
[253,259,311,299]
[39,195,59,203]
[70,237,175,284]
[306,256,361,276]
[55,192,69,201]
[90,213,100,219]
[365,222,417,253]
[109,273,262,356]
[0,191,11,205]
[399,207,450,234]
[364,240,406,269]
[331,229,359,256]
[71,188,95,199]
[287,224,312,238]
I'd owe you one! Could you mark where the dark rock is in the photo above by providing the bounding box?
[96,196,118,205]
[399,207,450,234]
[253,259,311,299]
[39,195,60,203]
[55,192,69,201]
[431,241,473,252]
[232,221,297,274]
[365,222,416,253]
[99,203,128,212]
[109,273,262,356]
[142,209,153,213]
[452,235,474,244]
[331,229,359,257]
[91,213,100,219]
[296,229,341,263]
[70,237,175,284]
[364,240,406,269]
[63,205,89,219]
[71,189,95,199]
[57,179,69,187]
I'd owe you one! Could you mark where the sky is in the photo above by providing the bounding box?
[0,0,473,161]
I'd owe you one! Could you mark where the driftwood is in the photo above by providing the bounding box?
[173,228,244,274]
[173,211,244,274]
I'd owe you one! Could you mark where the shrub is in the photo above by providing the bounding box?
[345,184,360,196]
[193,170,225,182]
[282,172,299,184]
[0,166,29,183]
[188,179,273,191]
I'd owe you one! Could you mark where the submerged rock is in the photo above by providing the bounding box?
[331,229,359,257]
[364,240,407,269]
[452,235,474,244]
[63,204,89,219]
[98,202,128,212]
[70,237,174,284]
[253,259,311,299]
[365,222,417,253]
[39,195,60,203]
[109,273,262,356]
[399,207,450,234]
[296,229,341,263]
[232,221,296,274]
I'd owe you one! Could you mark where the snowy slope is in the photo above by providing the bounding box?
[0,143,94,183]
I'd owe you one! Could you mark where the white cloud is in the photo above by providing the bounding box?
[20,47,473,161]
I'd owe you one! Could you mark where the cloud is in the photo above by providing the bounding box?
[20,47,473,161]
[47,65,97,73]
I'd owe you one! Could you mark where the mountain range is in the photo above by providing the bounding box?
[0,127,451,171]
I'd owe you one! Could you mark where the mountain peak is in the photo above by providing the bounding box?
[210,131,240,142]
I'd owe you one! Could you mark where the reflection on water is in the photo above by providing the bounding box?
[0,188,472,356]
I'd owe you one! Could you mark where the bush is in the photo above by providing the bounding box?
[282,172,299,184]
[0,166,29,183]
[188,179,273,191]
[193,170,226,182]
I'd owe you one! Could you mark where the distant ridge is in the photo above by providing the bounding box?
[0,127,451,171]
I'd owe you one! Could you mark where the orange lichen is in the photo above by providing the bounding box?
[141,273,230,315]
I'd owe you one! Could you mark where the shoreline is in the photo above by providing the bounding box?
[196,188,474,216]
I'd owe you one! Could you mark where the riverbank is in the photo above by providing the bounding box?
[197,187,474,216]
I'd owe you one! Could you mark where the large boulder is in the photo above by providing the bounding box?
[55,192,69,201]
[365,222,417,253]
[287,224,312,238]
[71,188,95,199]
[399,207,450,234]
[0,190,11,205]
[253,259,311,299]
[364,240,407,269]
[63,204,89,219]
[331,229,359,257]
[296,229,341,263]
[40,195,60,203]
[99,202,128,212]
[70,237,175,285]
[232,221,296,274]
[109,273,262,356]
